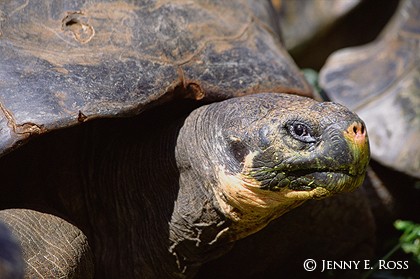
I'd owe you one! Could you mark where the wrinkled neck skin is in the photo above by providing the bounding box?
[170,124,232,278]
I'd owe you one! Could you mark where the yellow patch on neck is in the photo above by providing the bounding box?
[213,151,333,240]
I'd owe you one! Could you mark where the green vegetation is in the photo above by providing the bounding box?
[395,220,420,264]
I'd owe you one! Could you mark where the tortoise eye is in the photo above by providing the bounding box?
[293,123,309,137]
[288,122,316,143]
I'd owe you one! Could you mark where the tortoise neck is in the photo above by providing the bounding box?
[168,169,234,277]
[168,106,242,277]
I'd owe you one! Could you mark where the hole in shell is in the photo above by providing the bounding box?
[64,18,79,27]
[62,12,95,44]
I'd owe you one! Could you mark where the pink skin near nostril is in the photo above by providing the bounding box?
[349,122,366,142]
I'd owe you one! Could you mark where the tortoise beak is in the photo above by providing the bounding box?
[343,121,370,177]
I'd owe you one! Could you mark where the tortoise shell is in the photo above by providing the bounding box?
[0,0,311,156]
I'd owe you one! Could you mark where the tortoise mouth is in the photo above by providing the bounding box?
[286,168,364,192]
[253,167,365,193]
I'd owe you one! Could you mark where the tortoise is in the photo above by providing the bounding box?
[320,0,420,179]
[0,1,372,278]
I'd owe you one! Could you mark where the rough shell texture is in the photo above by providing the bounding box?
[319,0,420,178]
[0,0,311,157]
[271,0,361,50]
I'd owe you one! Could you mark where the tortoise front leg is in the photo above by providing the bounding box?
[0,209,94,279]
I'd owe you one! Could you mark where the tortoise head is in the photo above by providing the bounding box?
[176,93,369,239]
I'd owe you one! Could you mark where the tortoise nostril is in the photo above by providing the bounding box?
[350,122,365,136]
[346,122,367,142]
